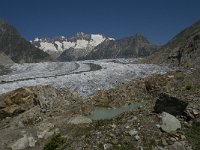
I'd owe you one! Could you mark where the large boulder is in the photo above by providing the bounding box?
[161,112,181,133]
[154,93,188,116]
[0,88,38,119]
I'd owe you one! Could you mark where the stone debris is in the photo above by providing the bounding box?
[37,122,54,139]
[134,135,140,141]
[103,143,113,150]
[128,129,138,136]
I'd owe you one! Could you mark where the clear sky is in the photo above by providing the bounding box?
[0,0,199,44]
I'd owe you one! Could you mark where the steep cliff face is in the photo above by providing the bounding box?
[0,19,52,63]
[145,20,200,68]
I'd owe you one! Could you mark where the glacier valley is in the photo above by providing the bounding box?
[0,59,170,96]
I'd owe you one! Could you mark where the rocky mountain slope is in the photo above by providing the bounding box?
[82,34,159,60]
[0,19,52,63]
[31,32,114,60]
[145,20,200,68]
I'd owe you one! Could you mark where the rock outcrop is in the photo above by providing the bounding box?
[0,88,37,119]
[154,93,188,116]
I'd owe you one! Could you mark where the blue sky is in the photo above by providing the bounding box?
[0,0,199,44]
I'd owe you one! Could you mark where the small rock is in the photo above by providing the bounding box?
[184,121,192,128]
[192,109,199,115]
[103,143,112,150]
[44,131,54,140]
[109,133,115,138]
[111,124,117,128]
[185,110,195,119]
[134,135,140,141]
[168,75,174,78]
[170,137,176,142]
[28,137,36,147]
[37,122,54,139]
[180,135,186,140]
[133,116,137,121]
[156,124,161,128]
[68,115,92,124]
[128,129,138,136]
[161,112,181,133]
[161,138,168,146]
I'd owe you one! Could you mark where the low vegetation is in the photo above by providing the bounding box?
[186,122,200,150]
[44,134,65,150]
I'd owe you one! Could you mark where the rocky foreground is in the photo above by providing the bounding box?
[0,66,199,150]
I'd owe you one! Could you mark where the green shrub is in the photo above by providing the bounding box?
[185,85,192,90]
[44,134,65,150]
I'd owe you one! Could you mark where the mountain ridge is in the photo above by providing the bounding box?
[31,32,114,59]
[81,33,159,60]
[0,18,52,63]
[144,20,200,68]
[32,33,159,61]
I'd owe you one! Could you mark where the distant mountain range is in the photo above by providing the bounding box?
[31,33,159,61]
[145,20,200,68]
[0,19,52,63]
[1,17,200,68]
[31,32,114,60]
[82,33,159,60]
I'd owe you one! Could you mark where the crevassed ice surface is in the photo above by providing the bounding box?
[0,59,171,96]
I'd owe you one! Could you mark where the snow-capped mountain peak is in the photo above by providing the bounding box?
[31,33,114,59]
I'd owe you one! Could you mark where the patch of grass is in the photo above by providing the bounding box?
[186,122,200,150]
[65,125,92,138]
[94,120,111,128]
[44,134,65,150]
[72,127,91,137]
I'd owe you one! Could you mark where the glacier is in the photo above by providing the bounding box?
[0,59,170,96]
